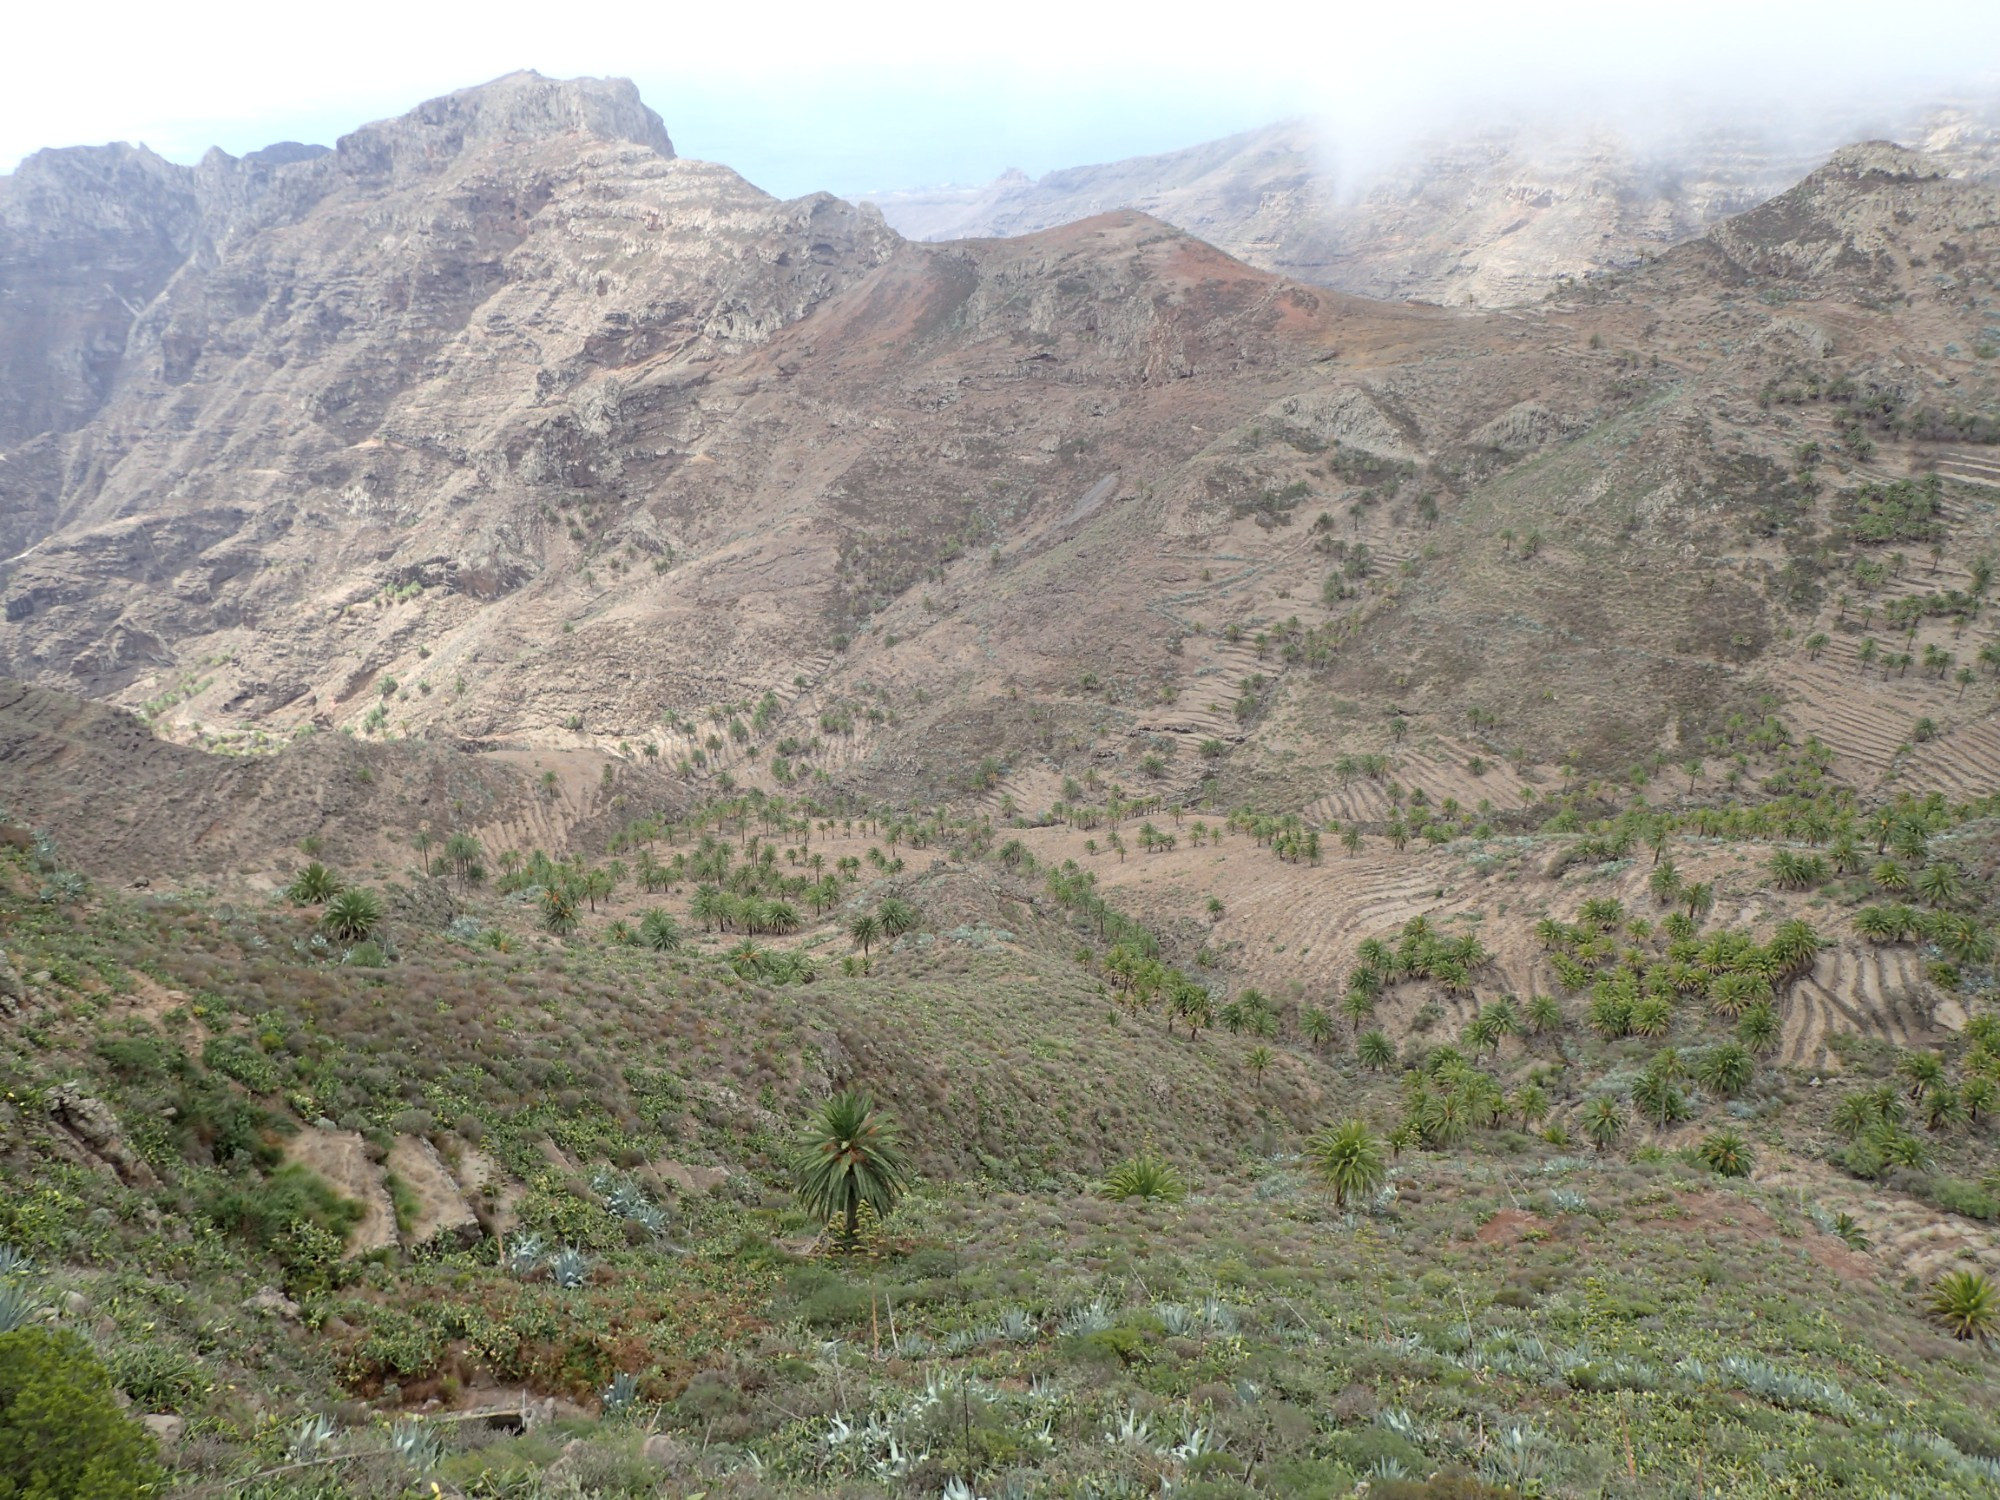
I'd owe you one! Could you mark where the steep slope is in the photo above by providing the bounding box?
[869,106,2000,306]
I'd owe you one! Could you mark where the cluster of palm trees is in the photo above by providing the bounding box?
[1850,853,1992,970]
[847,897,919,956]
[691,885,804,936]
[1832,1022,2000,1178]
[1534,896,1819,1053]
[1099,943,1217,1038]
[285,861,383,944]
[1357,917,1493,1003]
[1230,808,1323,864]
[413,829,486,889]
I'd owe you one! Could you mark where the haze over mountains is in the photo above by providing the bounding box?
[869,101,2000,305]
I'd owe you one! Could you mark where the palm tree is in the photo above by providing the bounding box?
[1697,1043,1754,1098]
[1525,993,1565,1036]
[1512,1082,1549,1130]
[287,862,341,905]
[691,883,726,932]
[1736,1002,1781,1054]
[540,886,579,937]
[1583,1096,1626,1153]
[1648,859,1682,908]
[1929,1270,1998,1341]
[1767,919,1823,984]
[1305,1118,1386,1210]
[322,887,382,942]
[1357,1030,1397,1071]
[1899,1050,1947,1100]
[1301,1007,1335,1052]
[1340,987,1376,1035]
[1633,1067,1691,1129]
[1246,1045,1274,1088]
[1853,905,1907,944]
[1682,882,1715,923]
[443,832,484,887]
[849,913,881,955]
[1696,1130,1753,1178]
[1924,1084,1968,1133]
[1963,1074,1996,1126]
[877,897,919,937]
[1102,1152,1188,1203]
[1915,861,1963,908]
[791,1090,912,1250]
[639,909,682,951]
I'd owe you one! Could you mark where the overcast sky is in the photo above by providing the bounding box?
[5,1,2000,198]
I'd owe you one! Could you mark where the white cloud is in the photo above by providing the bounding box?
[5,0,1998,194]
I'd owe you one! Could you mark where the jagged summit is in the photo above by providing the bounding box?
[332,70,675,181]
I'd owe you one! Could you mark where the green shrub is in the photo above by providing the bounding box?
[1325,1426,1425,1473]
[207,1162,363,1288]
[201,1035,282,1094]
[1065,1316,1162,1368]
[95,1033,178,1080]
[1926,1177,2000,1222]
[0,1327,158,1499]
[784,1265,876,1328]
[105,1342,211,1411]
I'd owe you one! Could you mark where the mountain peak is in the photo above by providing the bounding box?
[334,70,674,180]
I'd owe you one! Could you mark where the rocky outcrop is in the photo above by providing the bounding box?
[47,1083,157,1189]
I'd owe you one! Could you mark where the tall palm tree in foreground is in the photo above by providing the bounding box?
[1305,1118,1386,1211]
[792,1090,912,1251]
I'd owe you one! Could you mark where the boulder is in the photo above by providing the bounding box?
[47,1084,158,1189]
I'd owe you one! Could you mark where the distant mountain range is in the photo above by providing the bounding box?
[866,104,2000,305]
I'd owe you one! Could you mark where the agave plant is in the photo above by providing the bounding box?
[1481,1425,1549,1487]
[1101,1406,1153,1448]
[388,1417,441,1473]
[287,1414,336,1462]
[601,1371,640,1414]
[0,1278,44,1334]
[0,1244,32,1279]
[502,1233,545,1276]
[1059,1296,1114,1336]
[548,1246,592,1289]
[1172,1423,1225,1462]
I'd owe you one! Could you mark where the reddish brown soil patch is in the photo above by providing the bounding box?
[1476,1208,1548,1247]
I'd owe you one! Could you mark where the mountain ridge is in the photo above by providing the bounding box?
[867,104,2000,306]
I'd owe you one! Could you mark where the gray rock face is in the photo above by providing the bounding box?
[0,70,892,708]
[0,71,672,550]
[47,1082,158,1188]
